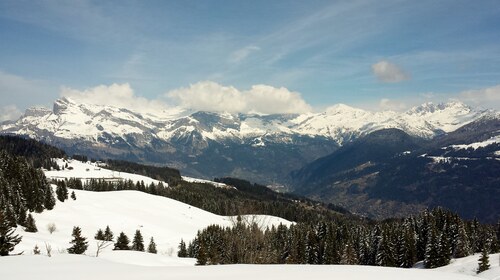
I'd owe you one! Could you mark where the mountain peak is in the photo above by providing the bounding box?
[407,101,471,115]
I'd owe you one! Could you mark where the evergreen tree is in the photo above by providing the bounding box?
[340,241,358,265]
[196,243,208,265]
[70,191,76,200]
[178,239,188,257]
[0,211,22,256]
[477,245,490,273]
[24,213,38,232]
[56,184,68,202]
[131,230,144,251]
[114,232,130,250]
[94,229,105,240]
[453,222,471,258]
[104,225,114,241]
[147,237,157,254]
[67,226,88,254]
[43,185,56,210]
[33,244,40,255]
[424,227,440,268]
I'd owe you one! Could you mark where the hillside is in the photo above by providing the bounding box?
[13,188,291,258]
[291,117,500,222]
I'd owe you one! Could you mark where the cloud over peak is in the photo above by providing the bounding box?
[167,81,311,114]
[371,60,410,83]
[60,83,169,115]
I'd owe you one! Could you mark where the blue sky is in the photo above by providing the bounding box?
[1,0,500,120]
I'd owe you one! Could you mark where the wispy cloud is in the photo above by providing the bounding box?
[229,45,260,63]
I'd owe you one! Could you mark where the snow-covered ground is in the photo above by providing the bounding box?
[45,158,168,186]
[0,254,494,280]
[434,253,500,279]
[2,159,498,279]
[13,188,291,259]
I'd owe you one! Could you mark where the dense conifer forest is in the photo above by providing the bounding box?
[185,208,500,267]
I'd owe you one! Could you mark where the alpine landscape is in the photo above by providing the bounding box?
[0,1,499,280]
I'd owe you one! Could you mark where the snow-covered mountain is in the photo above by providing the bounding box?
[0,97,496,183]
[1,97,491,144]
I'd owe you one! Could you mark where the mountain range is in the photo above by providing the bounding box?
[0,97,493,185]
[2,97,499,221]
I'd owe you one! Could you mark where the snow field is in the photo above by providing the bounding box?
[14,188,291,261]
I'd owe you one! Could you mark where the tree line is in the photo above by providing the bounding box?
[183,208,499,268]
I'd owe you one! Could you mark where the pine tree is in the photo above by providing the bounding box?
[70,191,76,200]
[340,241,358,265]
[33,244,40,255]
[24,213,38,232]
[0,211,22,256]
[131,230,144,251]
[477,245,490,274]
[178,239,188,257]
[147,237,157,254]
[56,184,68,202]
[67,226,88,254]
[94,229,105,240]
[114,232,130,250]
[103,225,114,241]
[44,185,56,210]
[424,227,440,268]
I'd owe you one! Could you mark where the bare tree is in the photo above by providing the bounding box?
[95,240,112,257]
[45,242,52,257]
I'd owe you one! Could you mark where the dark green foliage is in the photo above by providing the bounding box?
[131,230,144,251]
[477,245,490,273]
[105,160,181,186]
[60,175,351,224]
[187,208,499,267]
[70,191,76,200]
[24,214,38,233]
[0,150,55,224]
[114,232,130,250]
[67,226,88,254]
[56,184,68,202]
[0,135,65,169]
[0,211,22,256]
[178,239,187,257]
[104,226,114,241]
[147,237,157,254]
[95,229,105,240]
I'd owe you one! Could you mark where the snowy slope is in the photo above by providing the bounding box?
[0,255,491,280]
[433,253,500,279]
[45,158,168,186]
[14,188,291,260]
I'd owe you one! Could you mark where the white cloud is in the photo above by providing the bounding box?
[371,60,410,83]
[0,105,22,122]
[378,98,407,111]
[458,84,500,109]
[166,81,311,114]
[229,46,260,63]
[60,83,169,115]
